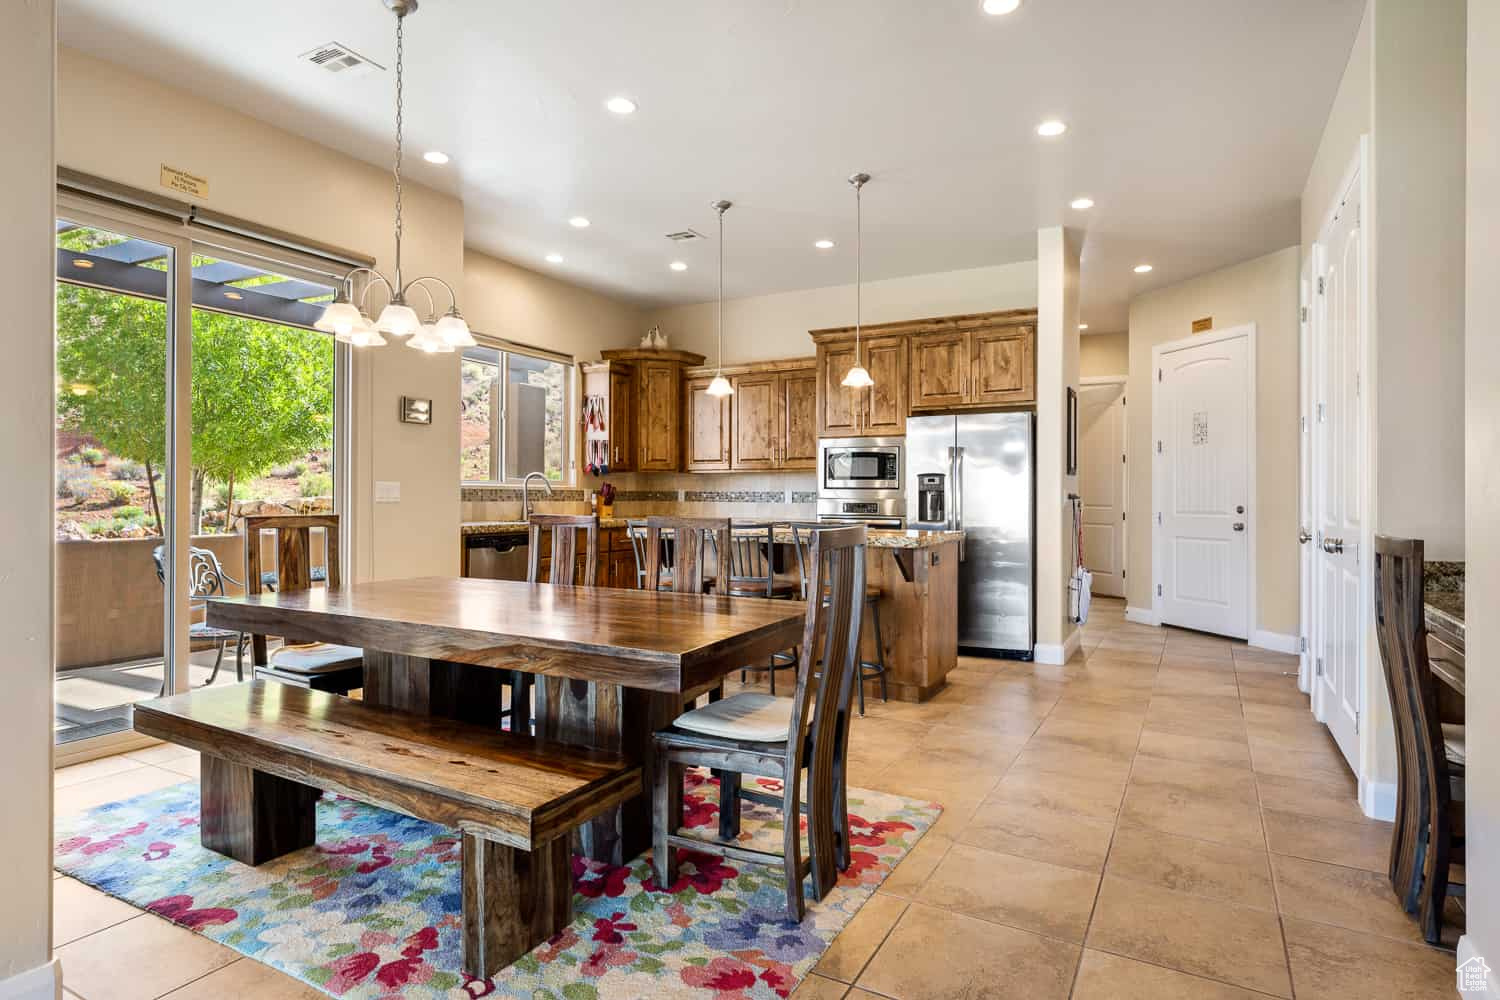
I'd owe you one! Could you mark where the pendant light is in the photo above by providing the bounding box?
[705,199,735,397]
[841,173,875,389]
[313,0,473,352]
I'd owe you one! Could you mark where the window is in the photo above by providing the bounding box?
[461,342,573,484]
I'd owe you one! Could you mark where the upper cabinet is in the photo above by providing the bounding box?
[681,359,818,472]
[593,349,706,473]
[812,310,1037,434]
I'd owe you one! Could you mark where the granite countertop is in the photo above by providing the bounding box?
[1423,559,1465,649]
[461,520,963,550]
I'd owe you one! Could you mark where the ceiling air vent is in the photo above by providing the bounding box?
[300,42,384,77]
[664,229,705,242]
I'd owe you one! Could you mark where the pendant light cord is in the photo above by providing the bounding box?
[717,204,724,375]
[392,9,405,294]
[855,178,862,355]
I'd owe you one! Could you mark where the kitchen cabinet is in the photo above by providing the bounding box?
[592,349,705,473]
[813,334,908,437]
[730,372,778,470]
[813,310,1037,430]
[685,376,731,472]
[778,369,818,469]
[582,360,637,474]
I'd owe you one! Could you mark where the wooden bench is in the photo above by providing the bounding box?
[133,681,641,978]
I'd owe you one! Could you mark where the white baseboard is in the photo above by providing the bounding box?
[1250,629,1300,655]
[0,959,60,1000]
[1124,606,1159,626]
[1359,778,1397,822]
[1034,627,1083,665]
[1459,935,1498,996]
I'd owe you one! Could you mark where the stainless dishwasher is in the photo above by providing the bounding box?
[463,533,531,580]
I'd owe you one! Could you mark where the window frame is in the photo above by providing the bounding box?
[460,333,576,487]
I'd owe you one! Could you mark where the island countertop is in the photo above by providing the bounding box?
[462,520,963,549]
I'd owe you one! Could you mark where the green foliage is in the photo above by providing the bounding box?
[105,481,135,504]
[299,471,333,497]
[77,447,104,465]
[55,284,335,530]
[110,460,146,481]
[115,505,144,520]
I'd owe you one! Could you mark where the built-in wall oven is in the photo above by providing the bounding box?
[817,437,906,527]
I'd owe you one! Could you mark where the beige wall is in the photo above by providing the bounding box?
[1036,228,1082,658]
[1125,247,1301,638]
[1080,333,1128,378]
[57,47,466,581]
[1463,0,1497,970]
[644,260,1037,363]
[463,249,644,364]
[1369,0,1466,560]
[1,0,58,990]
[1302,3,1371,252]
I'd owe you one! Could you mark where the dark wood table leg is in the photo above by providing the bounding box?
[461,832,571,979]
[200,755,319,866]
[534,677,683,864]
[362,650,506,728]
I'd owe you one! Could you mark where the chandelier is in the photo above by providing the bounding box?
[315,0,473,353]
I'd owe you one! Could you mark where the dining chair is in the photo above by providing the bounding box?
[651,523,866,921]
[645,516,730,595]
[514,515,602,732]
[245,513,364,695]
[789,521,888,715]
[1374,534,1465,944]
[151,545,248,688]
[626,518,672,591]
[728,521,802,694]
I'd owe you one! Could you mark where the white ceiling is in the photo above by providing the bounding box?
[58,0,1363,331]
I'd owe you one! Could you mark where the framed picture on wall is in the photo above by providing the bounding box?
[1066,387,1078,476]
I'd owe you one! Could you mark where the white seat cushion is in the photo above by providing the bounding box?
[1443,723,1465,766]
[267,642,363,675]
[673,693,794,743]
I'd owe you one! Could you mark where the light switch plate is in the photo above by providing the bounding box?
[375,481,401,503]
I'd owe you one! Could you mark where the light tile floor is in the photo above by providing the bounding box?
[51,599,1456,999]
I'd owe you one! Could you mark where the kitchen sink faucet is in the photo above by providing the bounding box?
[522,471,553,522]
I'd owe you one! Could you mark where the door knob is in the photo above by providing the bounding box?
[1322,537,1344,554]
[1232,522,1245,532]
[1298,529,1312,544]
[1236,505,1246,514]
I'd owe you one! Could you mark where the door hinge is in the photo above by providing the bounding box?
[1155,511,1162,526]
[1156,583,1163,597]
[1316,656,1324,677]
[1122,453,1127,464]
[1299,636,1308,653]
[1355,710,1361,735]
[1301,415,1307,433]
[1317,277,1326,295]
[1300,306,1309,322]
[1121,568,1126,580]
[1156,440,1163,455]
[1157,368,1163,382]
[1122,511,1127,521]
[1317,402,1326,423]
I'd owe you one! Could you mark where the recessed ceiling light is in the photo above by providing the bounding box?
[1079,323,1089,330]
[1036,120,1068,137]
[423,150,450,165]
[814,239,836,250]
[223,290,244,300]
[1134,264,1153,273]
[670,261,688,272]
[982,0,1022,14]
[569,216,591,229]
[72,258,93,269]
[546,253,564,264]
[1070,197,1094,210]
[605,96,638,115]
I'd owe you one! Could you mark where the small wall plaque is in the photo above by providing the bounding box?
[1191,316,1214,334]
[160,164,209,198]
[399,396,432,425]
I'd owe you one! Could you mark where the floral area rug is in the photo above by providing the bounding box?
[55,769,939,999]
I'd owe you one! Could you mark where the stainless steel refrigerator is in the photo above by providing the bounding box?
[905,412,1035,658]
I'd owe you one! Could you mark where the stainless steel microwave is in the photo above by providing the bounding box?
[819,437,904,496]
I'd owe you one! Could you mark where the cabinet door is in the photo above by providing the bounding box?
[862,335,908,436]
[909,331,968,409]
[818,342,861,437]
[612,549,639,590]
[637,361,681,470]
[608,367,635,472]
[731,372,779,470]
[685,377,731,471]
[778,370,818,469]
[970,326,1035,404]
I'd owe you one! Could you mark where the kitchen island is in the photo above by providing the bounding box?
[461,521,964,702]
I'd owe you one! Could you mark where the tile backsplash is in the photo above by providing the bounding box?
[461,470,817,523]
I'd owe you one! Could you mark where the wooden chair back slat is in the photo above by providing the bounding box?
[789,525,866,769]
[645,516,731,594]
[727,521,777,597]
[525,514,600,586]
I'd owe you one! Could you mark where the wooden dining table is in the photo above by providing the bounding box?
[205,576,806,865]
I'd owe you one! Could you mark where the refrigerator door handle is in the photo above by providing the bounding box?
[952,446,965,532]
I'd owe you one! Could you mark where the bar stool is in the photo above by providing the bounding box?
[789,522,888,715]
[727,521,802,694]
[516,514,602,732]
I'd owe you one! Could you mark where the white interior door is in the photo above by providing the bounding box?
[1154,331,1252,639]
[1313,170,1363,769]
[1079,381,1126,597]
[1299,265,1314,692]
